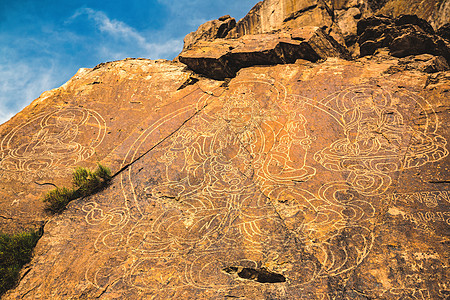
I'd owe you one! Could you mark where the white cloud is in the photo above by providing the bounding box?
[0,60,61,124]
[68,7,183,60]
[0,7,185,125]
[69,8,146,42]
[0,59,62,125]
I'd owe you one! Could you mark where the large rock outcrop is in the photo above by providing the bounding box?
[179,27,350,79]
[378,0,450,29]
[226,0,334,37]
[357,14,450,61]
[1,0,449,299]
[182,0,450,52]
[182,15,237,51]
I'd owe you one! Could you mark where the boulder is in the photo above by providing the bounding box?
[179,27,350,79]
[357,15,450,63]
[332,0,365,10]
[390,30,450,61]
[395,14,435,34]
[182,15,236,51]
[385,54,449,73]
[377,0,449,29]
[335,6,362,40]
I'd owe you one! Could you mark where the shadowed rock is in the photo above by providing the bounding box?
[357,15,450,63]
[437,23,450,40]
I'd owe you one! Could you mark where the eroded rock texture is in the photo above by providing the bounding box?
[1,0,449,299]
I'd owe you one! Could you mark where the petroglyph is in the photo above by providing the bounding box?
[0,107,106,181]
[82,82,447,295]
[313,86,448,195]
[387,190,450,231]
[389,190,450,207]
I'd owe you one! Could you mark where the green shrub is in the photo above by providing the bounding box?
[94,164,112,182]
[44,164,112,214]
[0,230,42,296]
[72,166,90,188]
[43,187,75,214]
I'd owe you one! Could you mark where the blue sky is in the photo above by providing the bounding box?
[0,0,258,125]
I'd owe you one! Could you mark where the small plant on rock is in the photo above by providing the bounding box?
[43,164,112,214]
[72,164,111,196]
[42,187,76,214]
[0,229,42,296]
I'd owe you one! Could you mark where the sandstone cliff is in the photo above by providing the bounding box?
[1,0,449,299]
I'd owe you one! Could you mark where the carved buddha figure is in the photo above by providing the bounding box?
[152,84,315,199]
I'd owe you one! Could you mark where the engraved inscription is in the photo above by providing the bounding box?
[387,190,450,231]
[0,107,106,181]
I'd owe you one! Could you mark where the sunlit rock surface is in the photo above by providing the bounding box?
[1,0,449,299]
[0,59,191,233]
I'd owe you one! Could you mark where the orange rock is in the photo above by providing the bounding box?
[1,0,449,299]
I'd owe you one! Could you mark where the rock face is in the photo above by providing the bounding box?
[0,59,191,234]
[226,0,334,37]
[182,0,449,53]
[1,0,450,299]
[378,0,450,29]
